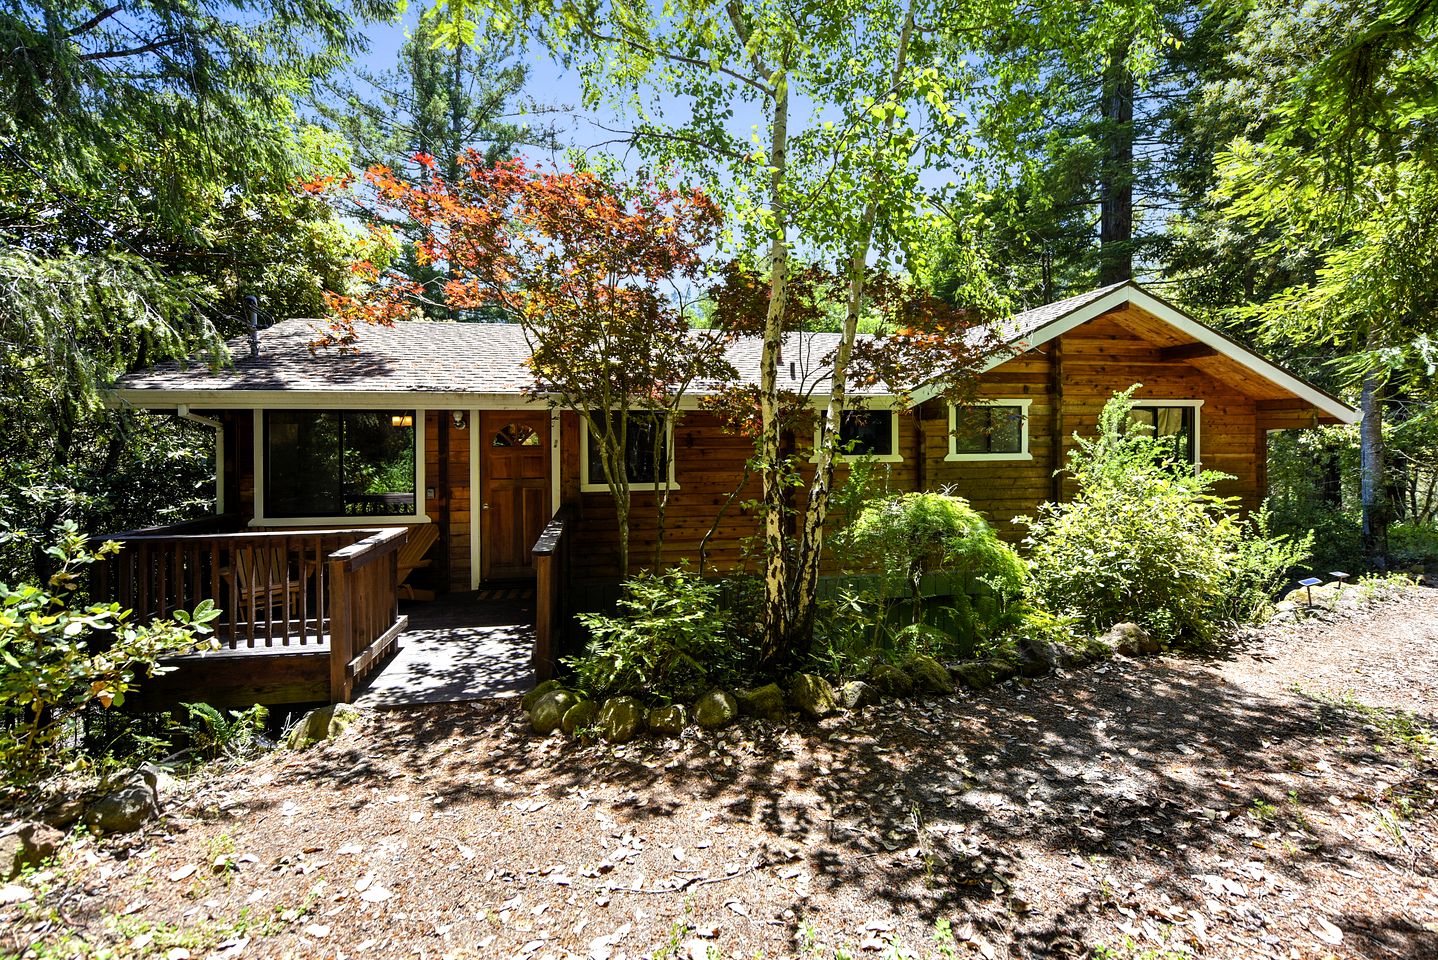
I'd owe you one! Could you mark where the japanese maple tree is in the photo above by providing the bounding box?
[329,154,736,575]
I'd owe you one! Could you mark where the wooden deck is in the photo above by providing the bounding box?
[96,514,571,711]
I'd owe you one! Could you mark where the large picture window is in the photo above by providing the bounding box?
[582,411,675,492]
[948,400,1031,461]
[1125,404,1198,464]
[265,411,417,518]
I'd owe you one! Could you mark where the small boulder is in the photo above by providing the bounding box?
[646,705,688,736]
[530,690,579,734]
[284,704,362,750]
[693,690,739,729]
[839,680,880,710]
[521,679,565,713]
[903,654,954,694]
[953,661,999,690]
[598,697,645,743]
[0,822,63,880]
[787,673,839,720]
[869,662,914,697]
[561,700,599,736]
[84,779,158,834]
[1101,622,1159,656]
[1015,636,1061,677]
[735,683,787,722]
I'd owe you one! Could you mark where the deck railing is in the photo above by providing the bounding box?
[93,524,410,703]
[531,507,572,682]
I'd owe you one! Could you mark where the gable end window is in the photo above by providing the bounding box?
[947,400,1032,461]
[263,410,419,519]
[581,411,678,493]
[1125,403,1201,465]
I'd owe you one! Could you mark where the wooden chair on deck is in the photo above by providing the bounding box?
[397,523,440,601]
[233,545,306,629]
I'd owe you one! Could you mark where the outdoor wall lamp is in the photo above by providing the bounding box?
[452,411,467,430]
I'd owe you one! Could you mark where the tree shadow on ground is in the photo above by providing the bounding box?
[261,656,1434,959]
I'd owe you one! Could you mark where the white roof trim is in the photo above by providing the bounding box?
[910,284,1359,424]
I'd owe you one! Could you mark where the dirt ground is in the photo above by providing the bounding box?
[5,586,1438,960]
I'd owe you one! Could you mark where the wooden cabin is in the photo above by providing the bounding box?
[106,282,1357,704]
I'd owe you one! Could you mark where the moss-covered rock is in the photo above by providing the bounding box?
[598,697,645,743]
[1015,636,1061,677]
[560,699,599,736]
[788,673,839,720]
[1101,622,1159,656]
[903,654,954,694]
[693,690,739,729]
[285,703,362,750]
[736,683,787,722]
[869,662,914,697]
[521,679,565,713]
[530,690,579,734]
[839,680,881,710]
[646,705,688,736]
[953,659,1019,690]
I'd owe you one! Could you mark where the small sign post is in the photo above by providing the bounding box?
[1297,576,1323,607]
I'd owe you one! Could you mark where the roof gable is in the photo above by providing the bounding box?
[914,282,1358,424]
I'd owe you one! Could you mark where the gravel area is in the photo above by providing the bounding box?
[5,585,1437,960]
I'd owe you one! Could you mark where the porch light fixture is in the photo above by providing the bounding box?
[391,414,414,428]
[452,410,467,430]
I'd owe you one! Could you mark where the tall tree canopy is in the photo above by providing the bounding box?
[0,0,394,578]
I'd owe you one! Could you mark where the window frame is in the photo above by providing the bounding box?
[811,402,904,464]
[946,399,1033,462]
[1124,399,1204,467]
[252,407,429,527]
[579,410,680,494]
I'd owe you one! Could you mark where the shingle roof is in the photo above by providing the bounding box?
[999,281,1131,340]
[113,321,892,397]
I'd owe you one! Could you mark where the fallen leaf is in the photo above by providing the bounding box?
[1314,916,1343,945]
[168,865,197,883]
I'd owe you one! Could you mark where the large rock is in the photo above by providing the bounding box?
[839,680,881,710]
[1101,622,1159,656]
[0,822,63,880]
[787,674,839,720]
[561,700,599,737]
[530,690,579,734]
[284,704,362,750]
[953,661,1002,690]
[84,778,158,834]
[521,679,565,712]
[693,690,739,729]
[598,697,645,743]
[869,663,914,698]
[903,654,954,694]
[735,683,787,722]
[1015,636,1061,677]
[646,705,688,736]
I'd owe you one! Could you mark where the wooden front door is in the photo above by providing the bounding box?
[480,413,551,580]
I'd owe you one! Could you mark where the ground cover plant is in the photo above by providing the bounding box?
[1022,388,1313,647]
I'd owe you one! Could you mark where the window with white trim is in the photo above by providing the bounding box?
[1125,404,1199,464]
[814,408,902,462]
[264,410,417,518]
[581,411,677,492]
[947,400,1031,461]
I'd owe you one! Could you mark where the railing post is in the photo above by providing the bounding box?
[534,553,553,682]
[328,556,353,703]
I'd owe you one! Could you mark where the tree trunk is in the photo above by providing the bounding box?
[1359,366,1389,570]
[757,62,793,666]
[1098,41,1134,286]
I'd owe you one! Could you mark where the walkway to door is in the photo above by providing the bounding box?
[354,589,536,709]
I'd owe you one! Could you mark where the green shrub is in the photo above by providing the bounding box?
[175,702,269,761]
[1392,520,1438,567]
[1020,387,1312,647]
[841,491,1024,604]
[0,523,219,786]
[566,566,737,702]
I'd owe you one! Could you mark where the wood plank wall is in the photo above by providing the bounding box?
[927,313,1262,540]
[423,411,473,592]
